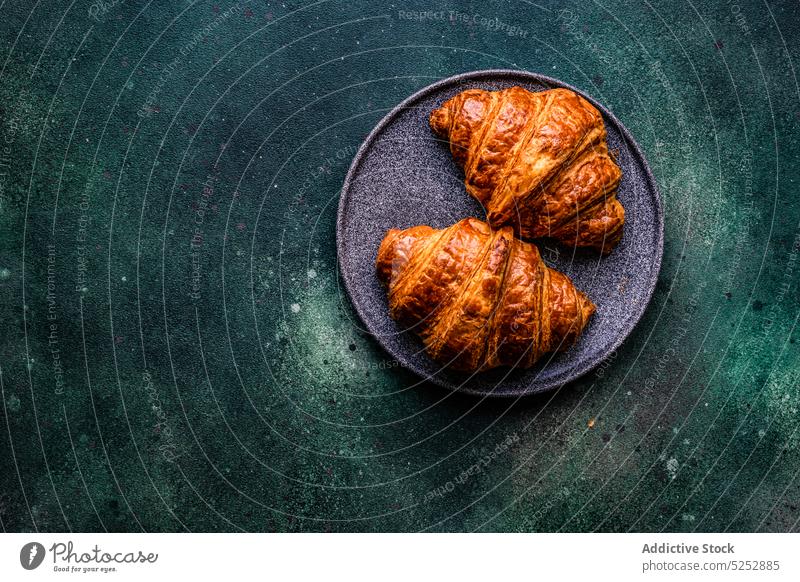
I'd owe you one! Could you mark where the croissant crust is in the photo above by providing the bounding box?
[430,86,625,253]
[376,218,595,372]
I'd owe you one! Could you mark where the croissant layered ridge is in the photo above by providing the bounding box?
[376,218,595,372]
[430,86,625,253]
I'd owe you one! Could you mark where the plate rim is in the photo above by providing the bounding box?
[335,69,665,397]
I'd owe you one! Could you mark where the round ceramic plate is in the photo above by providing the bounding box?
[336,70,664,397]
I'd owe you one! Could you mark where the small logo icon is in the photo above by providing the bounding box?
[20,542,46,570]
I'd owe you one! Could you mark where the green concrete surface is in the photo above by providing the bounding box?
[0,0,798,532]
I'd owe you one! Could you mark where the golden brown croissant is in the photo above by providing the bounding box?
[430,86,624,253]
[376,218,595,372]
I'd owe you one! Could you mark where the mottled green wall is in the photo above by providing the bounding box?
[0,0,798,532]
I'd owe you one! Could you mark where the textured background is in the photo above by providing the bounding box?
[0,0,798,532]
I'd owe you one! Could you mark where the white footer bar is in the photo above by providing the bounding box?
[2,533,798,581]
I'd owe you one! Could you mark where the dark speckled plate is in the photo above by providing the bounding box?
[336,70,664,397]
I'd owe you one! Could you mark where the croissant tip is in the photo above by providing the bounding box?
[376,228,401,284]
[583,295,597,320]
[429,106,451,137]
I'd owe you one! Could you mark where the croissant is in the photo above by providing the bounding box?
[430,86,624,253]
[376,218,595,372]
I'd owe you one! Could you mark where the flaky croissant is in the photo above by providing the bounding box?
[376,218,595,372]
[430,86,624,253]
